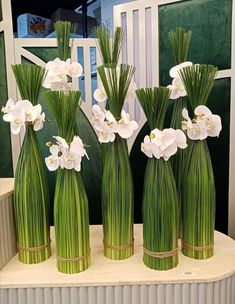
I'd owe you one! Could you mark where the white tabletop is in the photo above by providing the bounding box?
[1,225,235,288]
[0,178,14,200]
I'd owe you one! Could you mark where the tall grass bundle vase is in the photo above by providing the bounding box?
[43,21,90,273]
[93,26,138,260]
[168,28,192,203]
[136,87,187,270]
[179,64,221,259]
[1,64,51,264]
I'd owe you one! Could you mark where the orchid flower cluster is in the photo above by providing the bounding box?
[167,61,192,100]
[1,99,45,134]
[141,128,187,161]
[92,105,138,143]
[45,135,88,172]
[182,105,222,140]
[43,58,83,90]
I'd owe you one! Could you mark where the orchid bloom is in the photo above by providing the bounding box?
[45,145,61,171]
[43,57,83,89]
[182,106,222,140]
[93,82,107,103]
[141,128,187,161]
[2,99,45,134]
[167,77,187,99]
[45,135,88,172]
[117,110,139,139]
[169,61,193,78]
[168,61,192,100]
[95,120,116,143]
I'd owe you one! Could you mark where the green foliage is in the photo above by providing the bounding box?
[43,90,81,141]
[143,158,178,270]
[181,140,215,259]
[102,136,134,259]
[136,87,170,130]
[54,21,71,61]
[136,87,179,270]
[44,90,90,273]
[179,64,218,108]
[94,26,124,65]
[11,64,45,104]
[169,27,192,65]
[12,64,50,263]
[97,64,135,117]
[180,63,217,259]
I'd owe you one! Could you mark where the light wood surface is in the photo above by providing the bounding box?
[1,225,235,288]
[0,178,14,200]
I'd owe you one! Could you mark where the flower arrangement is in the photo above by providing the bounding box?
[179,63,220,259]
[167,28,192,237]
[136,87,187,270]
[94,26,138,260]
[43,21,90,273]
[2,64,51,264]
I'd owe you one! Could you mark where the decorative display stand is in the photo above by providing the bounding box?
[0,181,235,304]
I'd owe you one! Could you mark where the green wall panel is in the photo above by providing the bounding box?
[159,0,232,86]
[0,32,13,177]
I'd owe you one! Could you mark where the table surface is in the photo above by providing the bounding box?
[1,225,235,289]
[0,178,14,200]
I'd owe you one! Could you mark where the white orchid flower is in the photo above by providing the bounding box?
[95,120,116,143]
[169,61,193,78]
[205,114,222,137]
[45,144,61,171]
[187,121,208,140]
[175,129,188,149]
[45,155,60,171]
[142,128,187,160]
[65,58,83,77]
[33,112,45,131]
[92,104,105,123]
[168,77,187,99]
[117,110,138,139]
[126,81,137,102]
[182,108,193,130]
[9,102,26,134]
[43,57,82,89]
[141,135,158,158]
[70,135,89,159]
[1,98,15,115]
[53,136,69,153]
[104,110,118,132]
[93,83,107,103]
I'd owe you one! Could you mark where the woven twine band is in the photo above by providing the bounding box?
[18,240,51,252]
[181,240,214,251]
[103,239,134,250]
[57,249,91,263]
[143,246,179,258]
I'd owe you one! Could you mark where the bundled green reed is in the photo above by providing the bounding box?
[168,28,192,235]
[54,21,71,60]
[94,25,136,259]
[42,21,90,273]
[136,87,179,270]
[97,62,135,259]
[94,26,124,65]
[12,64,51,263]
[44,90,90,273]
[179,64,218,259]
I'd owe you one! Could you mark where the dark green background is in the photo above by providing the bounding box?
[0,0,232,233]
